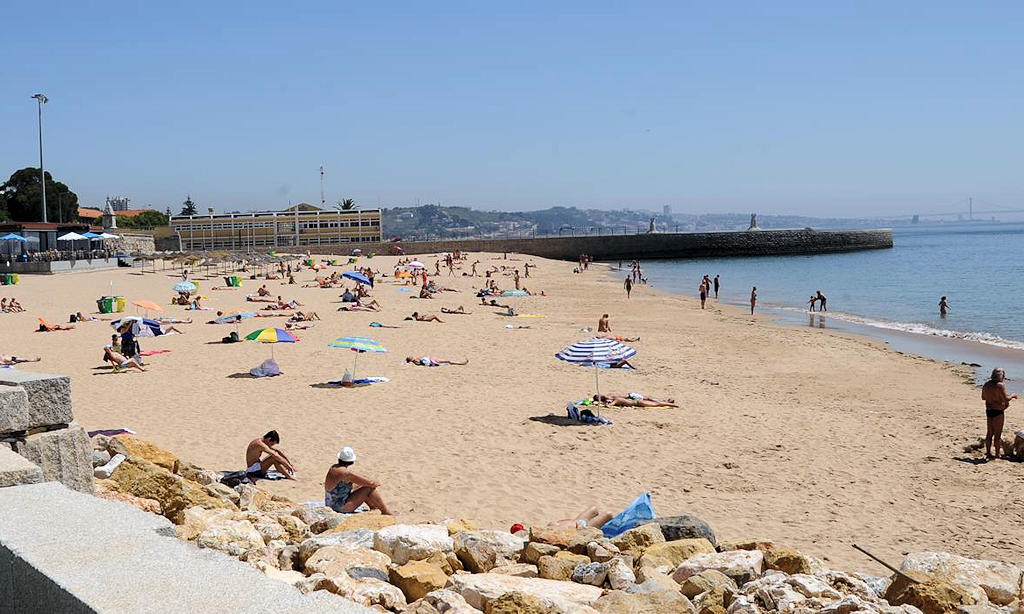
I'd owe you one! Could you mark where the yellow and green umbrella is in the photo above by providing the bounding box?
[245,327,298,357]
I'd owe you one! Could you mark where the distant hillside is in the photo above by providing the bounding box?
[381,205,886,240]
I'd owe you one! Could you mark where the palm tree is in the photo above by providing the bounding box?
[337,198,356,211]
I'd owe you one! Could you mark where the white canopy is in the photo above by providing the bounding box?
[98,233,119,239]
[57,232,87,241]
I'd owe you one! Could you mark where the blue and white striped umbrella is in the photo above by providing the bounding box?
[110,316,164,337]
[555,337,636,365]
[329,336,386,380]
[555,337,636,403]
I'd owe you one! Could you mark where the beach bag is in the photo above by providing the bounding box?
[601,492,655,538]
[69,314,77,323]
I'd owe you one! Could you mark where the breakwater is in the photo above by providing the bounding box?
[319,229,892,262]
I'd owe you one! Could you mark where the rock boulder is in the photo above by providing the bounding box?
[373,524,454,565]
[109,457,234,523]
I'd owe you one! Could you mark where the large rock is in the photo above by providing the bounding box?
[523,541,561,565]
[894,551,1024,606]
[762,546,811,575]
[14,423,94,493]
[297,529,376,566]
[449,573,604,612]
[445,518,480,535]
[672,551,764,586]
[572,562,609,586]
[0,371,73,430]
[290,505,340,533]
[612,523,666,556]
[110,456,235,523]
[93,480,161,514]
[885,577,977,614]
[537,552,590,581]
[594,590,695,613]
[639,539,716,573]
[655,515,716,546]
[530,526,605,553]
[486,591,565,613]
[716,539,773,553]
[389,560,449,602]
[237,483,294,513]
[407,589,479,614]
[679,570,737,599]
[204,481,241,506]
[0,386,31,433]
[492,563,540,578]
[607,557,637,590]
[304,546,391,581]
[0,443,43,487]
[107,435,180,473]
[324,510,397,533]
[176,506,239,540]
[454,530,527,572]
[322,573,407,610]
[373,524,454,565]
[270,512,310,541]
[196,518,266,556]
[251,514,287,542]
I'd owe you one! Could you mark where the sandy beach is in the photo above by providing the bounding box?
[2,253,1022,573]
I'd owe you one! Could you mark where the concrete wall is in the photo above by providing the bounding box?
[299,228,893,262]
[106,231,155,254]
[6,258,125,275]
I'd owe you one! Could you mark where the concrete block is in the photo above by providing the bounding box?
[14,423,94,494]
[0,370,73,430]
[0,444,43,487]
[0,482,373,613]
[0,386,30,434]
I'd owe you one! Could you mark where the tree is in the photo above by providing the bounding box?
[0,167,79,223]
[337,198,356,211]
[116,210,169,229]
[180,195,198,216]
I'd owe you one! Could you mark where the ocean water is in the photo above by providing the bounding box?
[624,222,1024,391]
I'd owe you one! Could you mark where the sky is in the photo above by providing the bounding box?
[2,2,1023,218]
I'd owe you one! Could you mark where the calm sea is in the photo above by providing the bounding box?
[626,223,1024,392]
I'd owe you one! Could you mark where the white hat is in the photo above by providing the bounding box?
[337,447,357,463]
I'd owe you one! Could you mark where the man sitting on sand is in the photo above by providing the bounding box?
[324,446,394,515]
[245,430,297,479]
[405,356,469,367]
[102,347,146,372]
[257,284,271,297]
[594,393,677,408]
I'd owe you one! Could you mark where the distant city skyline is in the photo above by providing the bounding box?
[2,2,1022,218]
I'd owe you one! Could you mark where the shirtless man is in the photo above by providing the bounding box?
[815,290,827,312]
[480,298,511,309]
[750,286,757,315]
[699,281,707,309]
[598,314,612,333]
[441,306,470,314]
[245,430,297,478]
[981,368,1017,459]
[939,296,950,317]
[594,394,677,408]
[405,356,469,366]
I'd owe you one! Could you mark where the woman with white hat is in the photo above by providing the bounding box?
[324,446,394,515]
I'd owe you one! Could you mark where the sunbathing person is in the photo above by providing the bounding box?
[285,321,315,330]
[1,355,41,366]
[103,347,146,372]
[405,356,469,366]
[245,430,296,479]
[609,358,635,369]
[441,306,471,314]
[339,299,382,312]
[324,446,394,515]
[38,318,74,332]
[594,394,676,407]
[246,294,276,302]
[158,316,193,324]
[598,334,640,342]
[480,297,511,309]
[289,311,321,322]
[7,298,24,312]
[408,312,444,322]
[548,506,613,530]
[257,284,271,297]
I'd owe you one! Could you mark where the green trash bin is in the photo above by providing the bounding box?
[1,274,10,285]
[101,297,114,314]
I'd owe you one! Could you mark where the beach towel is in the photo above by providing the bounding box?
[325,376,389,387]
[87,428,137,437]
[139,350,170,356]
[249,358,282,378]
[601,492,655,538]
[566,402,613,425]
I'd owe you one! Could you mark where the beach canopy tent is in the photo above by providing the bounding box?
[555,337,637,405]
[98,232,119,240]
[57,232,87,241]
[81,232,101,239]
[328,336,386,379]
[341,271,373,287]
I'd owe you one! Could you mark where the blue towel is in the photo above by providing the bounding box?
[566,403,613,425]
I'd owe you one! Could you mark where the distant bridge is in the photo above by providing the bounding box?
[882,197,1024,221]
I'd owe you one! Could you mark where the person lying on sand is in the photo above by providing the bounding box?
[441,306,471,314]
[407,312,444,322]
[102,347,146,372]
[480,297,511,309]
[608,358,635,369]
[594,393,676,407]
[163,325,186,335]
[247,295,276,302]
[245,430,296,479]
[158,316,193,324]
[1,355,41,366]
[324,446,394,515]
[285,321,315,330]
[75,312,101,322]
[598,334,640,342]
[547,506,613,530]
[38,319,74,332]
[289,311,321,322]
[339,299,382,312]
[405,356,469,367]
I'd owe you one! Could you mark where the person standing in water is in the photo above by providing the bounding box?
[698,280,707,309]
[815,290,827,312]
[981,368,1017,459]
[750,286,757,315]
[939,296,950,317]
[713,275,720,299]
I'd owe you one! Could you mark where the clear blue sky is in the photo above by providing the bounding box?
[2,2,1022,217]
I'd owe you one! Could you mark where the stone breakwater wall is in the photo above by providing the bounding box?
[307,229,893,262]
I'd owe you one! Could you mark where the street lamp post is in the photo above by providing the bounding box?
[31,94,48,223]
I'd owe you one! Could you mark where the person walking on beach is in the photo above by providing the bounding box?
[699,280,707,309]
[982,368,1017,459]
[245,430,297,479]
[624,276,633,299]
[939,296,950,317]
[750,286,757,315]
[713,275,720,299]
[815,290,827,311]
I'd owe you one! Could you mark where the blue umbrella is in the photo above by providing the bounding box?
[342,271,373,287]
[0,233,27,242]
[173,281,197,293]
[81,232,101,239]
[110,316,164,337]
[329,336,386,379]
[555,337,637,403]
